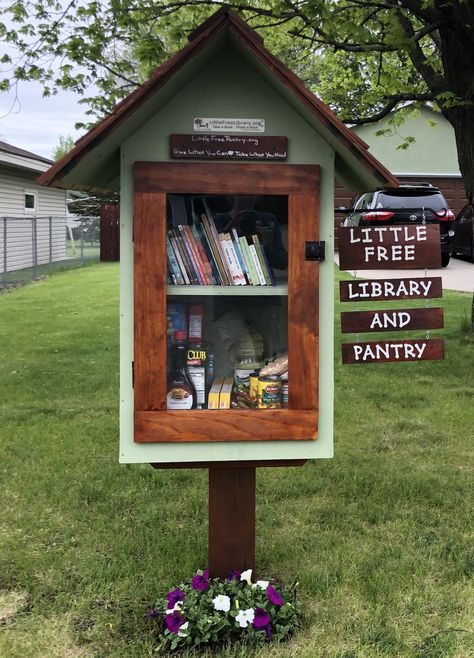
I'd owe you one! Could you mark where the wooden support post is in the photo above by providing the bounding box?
[208,466,256,579]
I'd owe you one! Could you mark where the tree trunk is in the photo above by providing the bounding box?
[438,19,474,203]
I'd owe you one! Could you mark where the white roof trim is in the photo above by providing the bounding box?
[394,172,462,178]
[0,151,50,173]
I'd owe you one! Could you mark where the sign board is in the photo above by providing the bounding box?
[340,307,444,333]
[194,118,265,132]
[338,225,441,270]
[170,134,287,161]
[341,338,444,364]
[339,277,443,302]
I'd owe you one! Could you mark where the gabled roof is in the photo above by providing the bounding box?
[1,140,53,174]
[38,6,397,192]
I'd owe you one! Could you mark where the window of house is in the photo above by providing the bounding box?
[24,191,37,212]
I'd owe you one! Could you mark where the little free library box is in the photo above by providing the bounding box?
[38,7,397,466]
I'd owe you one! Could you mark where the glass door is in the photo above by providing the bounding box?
[133,162,319,442]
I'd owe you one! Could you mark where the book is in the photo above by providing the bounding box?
[166,234,185,285]
[231,228,251,284]
[220,233,246,285]
[169,233,190,284]
[200,216,227,284]
[169,195,189,227]
[205,215,233,285]
[170,229,197,284]
[252,234,272,285]
[248,242,267,285]
[239,235,259,285]
[191,225,216,285]
[198,222,223,285]
[174,228,199,284]
[178,225,204,284]
[225,232,246,285]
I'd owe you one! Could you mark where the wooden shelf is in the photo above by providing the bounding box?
[167,282,288,296]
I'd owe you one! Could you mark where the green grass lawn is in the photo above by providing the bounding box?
[0,264,473,658]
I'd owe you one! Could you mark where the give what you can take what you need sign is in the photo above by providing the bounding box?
[170,134,287,161]
[338,224,444,365]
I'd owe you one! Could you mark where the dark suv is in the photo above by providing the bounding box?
[337,184,455,266]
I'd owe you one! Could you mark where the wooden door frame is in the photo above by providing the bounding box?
[133,161,320,442]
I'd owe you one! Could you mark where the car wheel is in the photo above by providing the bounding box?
[441,253,450,267]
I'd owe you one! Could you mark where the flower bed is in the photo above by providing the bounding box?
[149,569,302,651]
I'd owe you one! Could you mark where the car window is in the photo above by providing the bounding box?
[355,194,370,211]
[377,191,447,211]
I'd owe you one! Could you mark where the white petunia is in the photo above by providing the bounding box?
[240,569,253,585]
[178,621,189,637]
[235,608,255,628]
[212,594,231,612]
[254,580,269,589]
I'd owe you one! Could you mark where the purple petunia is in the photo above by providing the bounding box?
[147,608,159,619]
[226,570,242,583]
[166,610,186,634]
[191,569,209,592]
[252,607,271,629]
[166,587,186,609]
[266,585,285,606]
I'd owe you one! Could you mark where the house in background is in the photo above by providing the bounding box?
[0,140,69,272]
[335,105,468,214]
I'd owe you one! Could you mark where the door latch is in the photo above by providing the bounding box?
[305,241,325,261]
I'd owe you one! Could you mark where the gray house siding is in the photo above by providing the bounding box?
[0,150,69,273]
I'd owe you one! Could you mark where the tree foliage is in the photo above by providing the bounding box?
[1,0,473,198]
[52,133,75,160]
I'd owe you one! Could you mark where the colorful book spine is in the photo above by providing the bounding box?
[248,242,267,285]
[169,234,190,284]
[220,234,244,285]
[166,234,185,284]
[252,234,272,285]
[231,228,250,284]
[178,225,204,284]
[198,223,222,285]
[171,230,197,284]
[239,236,259,285]
[207,216,234,285]
[191,225,216,285]
[201,216,229,285]
[225,232,246,285]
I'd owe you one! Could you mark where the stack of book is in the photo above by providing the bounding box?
[166,213,275,287]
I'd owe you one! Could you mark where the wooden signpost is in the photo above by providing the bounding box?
[338,226,445,365]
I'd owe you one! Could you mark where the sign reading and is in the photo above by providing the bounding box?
[338,225,441,270]
[170,134,287,161]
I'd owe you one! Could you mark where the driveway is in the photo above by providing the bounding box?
[335,254,474,293]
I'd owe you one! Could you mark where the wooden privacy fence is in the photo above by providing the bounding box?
[100,204,120,262]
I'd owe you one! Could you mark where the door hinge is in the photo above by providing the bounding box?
[305,241,325,261]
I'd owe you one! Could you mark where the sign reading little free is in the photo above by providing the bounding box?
[170,134,287,161]
[338,224,441,270]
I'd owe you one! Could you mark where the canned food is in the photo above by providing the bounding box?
[282,382,288,408]
[257,376,282,409]
[249,371,260,408]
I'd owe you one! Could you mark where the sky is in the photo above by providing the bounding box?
[0,80,89,159]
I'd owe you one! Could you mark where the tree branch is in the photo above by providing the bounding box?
[346,92,435,124]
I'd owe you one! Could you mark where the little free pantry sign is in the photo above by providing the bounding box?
[338,224,444,365]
